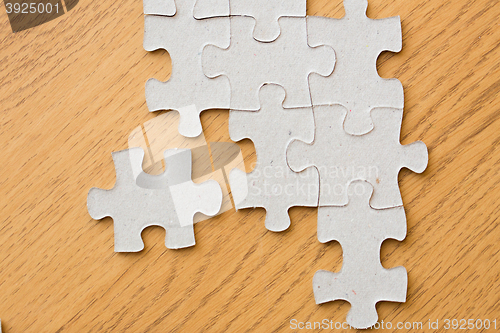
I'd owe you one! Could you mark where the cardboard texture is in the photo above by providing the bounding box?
[313,181,407,329]
[307,0,403,135]
[193,0,229,19]
[193,0,305,42]
[230,0,306,42]
[202,16,335,111]
[228,84,319,232]
[87,148,222,252]
[287,105,428,209]
[143,0,230,137]
[143,0,176,16]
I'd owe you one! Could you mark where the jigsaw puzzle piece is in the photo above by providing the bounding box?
[143,0,176,15]
[193,0,306,42]
[230,0,306,42]
[87,148,223,251]
[135,146,193,189]
[193,0,229,19]
[313,181,407,329]
[228,84,318,232]
[287,105,428,208]
[202,16,335,111]
[307,0,403,135]
[137,148,224,225]
[144,0,230,137]
[314,268,407,329]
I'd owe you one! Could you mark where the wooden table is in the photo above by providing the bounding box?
[0,0,499,331]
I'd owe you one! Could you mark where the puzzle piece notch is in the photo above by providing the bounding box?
[143,0,176,15]
[202,16,335,111]
[231,0,306,42]
[313,181,407,329]
[228,84,318,232]
[193,0,306,42]
[87,148,223,251]
[307,0,403,135]
[135,147,192,188]
[287,104,428,209]
[143,0,230,137]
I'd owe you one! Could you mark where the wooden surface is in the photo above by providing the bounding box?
[0,0,499,332]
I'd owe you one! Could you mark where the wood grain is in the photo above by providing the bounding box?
[0,0,499,332]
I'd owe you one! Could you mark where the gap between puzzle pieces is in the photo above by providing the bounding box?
[87,148,223,252]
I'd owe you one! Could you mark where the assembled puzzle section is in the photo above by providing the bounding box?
[194,0,306,42]
[314,181,408,329]
[87,148,223,251]
[307,0,403,135]
[143,0,230,137]
[110,0,426,328]
[229,84,319,232]
[202,16,335,111]
[287,105,428,209]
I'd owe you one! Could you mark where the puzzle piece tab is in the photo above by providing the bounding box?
[202,16,335,111]
[307,0,403,135]
[231,0,306,42]
[194,0,306,42]
[144,0,230,137]
[87,148,222,251]
[229,84,319,232]
[287,104,428,209]
[313,181,407,329]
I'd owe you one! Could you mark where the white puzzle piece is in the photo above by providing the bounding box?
[143,0,230,137]
[87,148,223,252]
[143,0,176,16]
[193,0,229,19]
[231,0,306,42]
[287,105,428,209]
[307,0,403,135]
[202,16,335,111]
[314,181,407,329]
[193,0,305,42]
[127,112,237,221]
[228,84,319,232]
